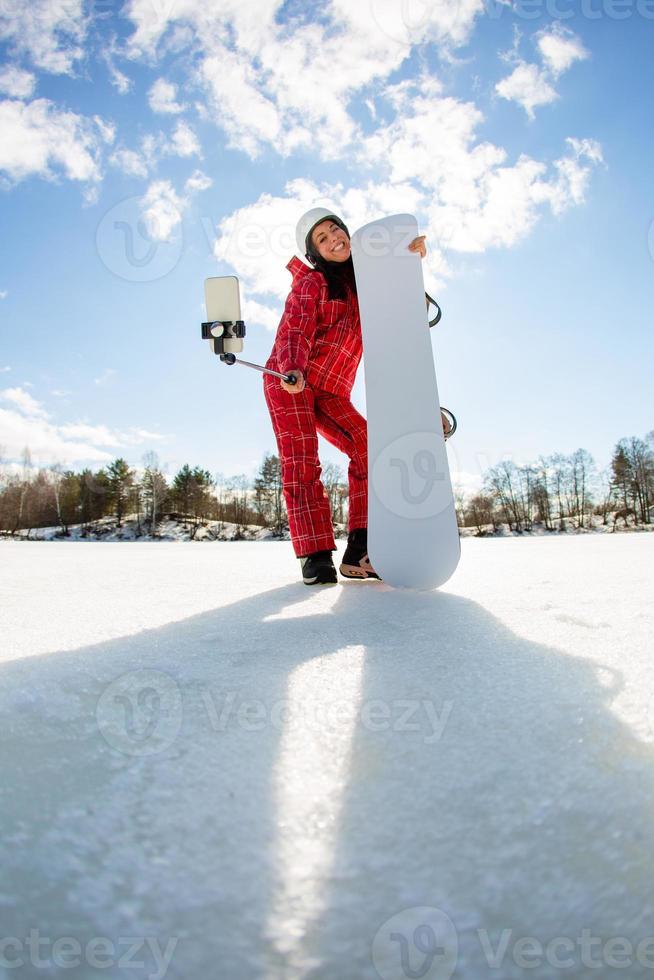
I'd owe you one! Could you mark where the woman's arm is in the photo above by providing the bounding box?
[275,274,320,391]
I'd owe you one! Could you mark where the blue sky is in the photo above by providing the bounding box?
[1,0,653,493]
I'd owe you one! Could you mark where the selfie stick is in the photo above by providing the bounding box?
[201,319,298,385]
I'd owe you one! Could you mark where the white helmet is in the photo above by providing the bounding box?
[295,206,346,260]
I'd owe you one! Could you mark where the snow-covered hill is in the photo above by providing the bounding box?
[1,535,653,979]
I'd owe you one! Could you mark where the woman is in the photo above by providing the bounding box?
[264,207,443,586]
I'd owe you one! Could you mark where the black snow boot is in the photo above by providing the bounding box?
[300,550,338,585]
[339,528,380,580]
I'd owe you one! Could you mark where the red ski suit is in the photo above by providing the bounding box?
[264,256,367,556]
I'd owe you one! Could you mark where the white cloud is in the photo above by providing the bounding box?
[214,85,602,303]
[0,290,7,300]
[0,0,88,75]
[109,123,202,179]
[58,422,165,447]
[1,365,12,373]
[0,65,36,99]
[371,80,602,252]
[108,62,132,94]
[168,119,200,157]
[213,176,429,302]
[0,97,105,184]
[537,29,588,77]
[1,386,49,418]
[241,298,282,333]
[199,48,288,159]
[538,137,604,215]
[148,77,184,114]
[0,406,115,465]
[496,27,588,119]
[102,41,132,94]
[0,384,167,466]
[495,62,558,119]
[109,147,149,178]
[212,178,329,301]
[140,180,184,242]
[124,0,486,160]
[93,115,116,144]
[0,411,165,467]
[138,167,212,243]
[184,169,212,194]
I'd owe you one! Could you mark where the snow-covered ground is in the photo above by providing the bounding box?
[1,535,653,979]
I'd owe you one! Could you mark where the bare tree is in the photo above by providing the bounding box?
[620,437,653,524]
[484,460,525,532]
[594,467,614,527]
[141,452,169,537]
[567,448,595,530]
[321,461,347,529]
[547,453,569,531]
[532,458,554,531]
[464,492,497,536]
[225,474,251,537]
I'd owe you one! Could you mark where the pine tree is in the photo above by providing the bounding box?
[106,458,134,527]
[172,464,194,519]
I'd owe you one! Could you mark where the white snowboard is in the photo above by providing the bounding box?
[351,214,460,589]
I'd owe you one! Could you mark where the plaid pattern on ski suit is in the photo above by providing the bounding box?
[264,256,367,556]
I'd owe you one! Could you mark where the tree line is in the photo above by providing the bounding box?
[461,435,653,534]
[1,432,652,537]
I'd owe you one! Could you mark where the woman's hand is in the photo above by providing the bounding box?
[408,235,427,259]
[281,369,305,394]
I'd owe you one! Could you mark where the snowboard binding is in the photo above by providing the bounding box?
[441,407,457,440]
[426,292,442,328]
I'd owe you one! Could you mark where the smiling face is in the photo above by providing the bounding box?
[310,219,351,263]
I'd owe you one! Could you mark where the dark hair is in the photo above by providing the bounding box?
[309,253,356,301]
[306,217,357,301]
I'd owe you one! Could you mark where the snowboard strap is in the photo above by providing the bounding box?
[425,292,442,328]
